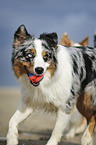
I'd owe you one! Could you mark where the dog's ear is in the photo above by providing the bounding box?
[61,32,73,47]
[79,36,89,46]
[13,25,31,48]
[39,32,58,48]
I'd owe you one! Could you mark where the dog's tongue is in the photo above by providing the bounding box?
[29,73,44,87]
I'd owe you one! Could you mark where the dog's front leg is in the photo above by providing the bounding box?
[7,103,33,145]
[46,109,71,145]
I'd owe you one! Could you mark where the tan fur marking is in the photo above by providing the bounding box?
[13,59,30,78]
[77,91,95,121]
[31,48,36,56]
[77,91,96,138]
[80,117,86,126]
[88,116,95,136]
[47,61,56,77]
[42,50,56,77]
[84,91,91,107]
[42,50,46,57]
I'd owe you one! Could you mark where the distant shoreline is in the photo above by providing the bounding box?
[0,87,20,96]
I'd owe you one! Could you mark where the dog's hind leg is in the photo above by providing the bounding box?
[65,117,87,138]
[76,117,86,134]
[7,102,33,145]
[81,115,95,145]
[46,109,71,145]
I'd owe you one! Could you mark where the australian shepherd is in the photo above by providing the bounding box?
[7,25,96,145]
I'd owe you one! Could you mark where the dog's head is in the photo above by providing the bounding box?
[12,25,58,86]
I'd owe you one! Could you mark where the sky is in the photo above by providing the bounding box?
[0,0,96,86]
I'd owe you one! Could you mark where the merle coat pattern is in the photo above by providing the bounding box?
[7,25,96,145]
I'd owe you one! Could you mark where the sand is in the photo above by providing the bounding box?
[0,87,96,145]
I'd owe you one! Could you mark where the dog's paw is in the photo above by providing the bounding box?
[81,129,93,145]
[7,128,18,145]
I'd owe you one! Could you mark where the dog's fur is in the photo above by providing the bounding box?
[7,25,96,145]
[61,32,89,138]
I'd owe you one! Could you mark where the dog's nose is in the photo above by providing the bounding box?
[35,67,44,75]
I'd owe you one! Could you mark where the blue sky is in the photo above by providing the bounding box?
[0,0,96,86]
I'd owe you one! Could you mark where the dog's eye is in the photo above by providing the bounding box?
[27,54,32,58]
[43,54,49,62]
[25,52,35,62]
[43,52,52,62]
[26,53,32,59]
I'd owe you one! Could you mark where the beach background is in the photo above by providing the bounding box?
[0,0,96,144]
[0,87,96,145]
[0,87,80,145]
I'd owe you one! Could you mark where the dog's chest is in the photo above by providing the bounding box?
[21,78,68,112]
[22,86,58,112]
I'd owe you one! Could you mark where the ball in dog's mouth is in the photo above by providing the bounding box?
[24,66,44,87]
[29,72,44,87]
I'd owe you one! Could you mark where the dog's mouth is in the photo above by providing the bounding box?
[24,66,44,87]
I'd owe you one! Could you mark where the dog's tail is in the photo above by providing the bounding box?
[94,31,96,47]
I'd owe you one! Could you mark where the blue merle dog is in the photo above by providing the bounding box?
[7,25,96,145]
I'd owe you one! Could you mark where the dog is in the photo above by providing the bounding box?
[7,25,96,145]
[61,32,89,138]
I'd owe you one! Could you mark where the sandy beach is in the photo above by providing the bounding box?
[0,87,96,145]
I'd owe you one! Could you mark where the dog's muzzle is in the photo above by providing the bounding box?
[24,66,44,87]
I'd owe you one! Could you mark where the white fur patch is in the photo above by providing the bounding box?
[81,125,93,145]
[33,39,50,75]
